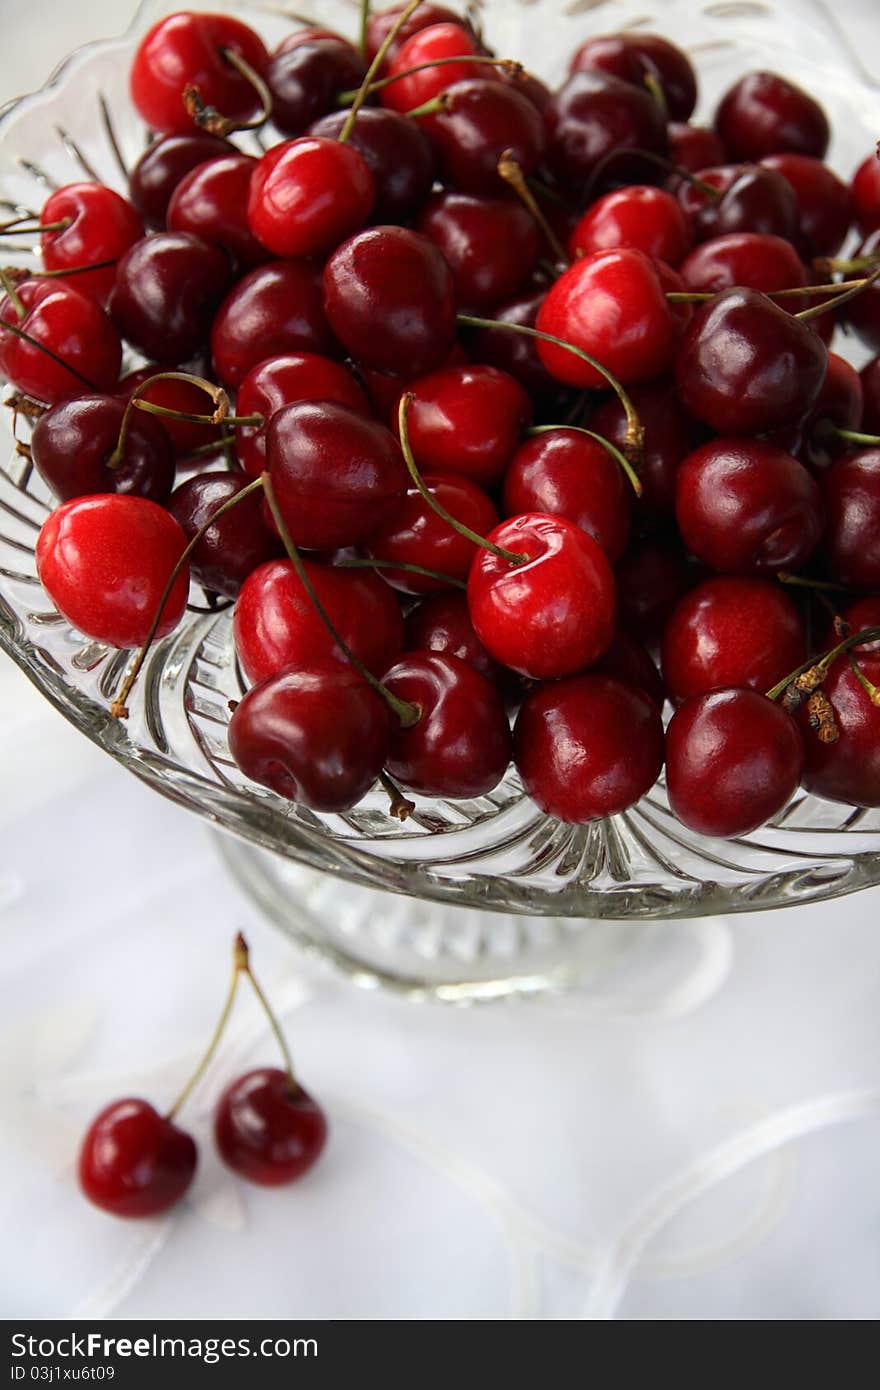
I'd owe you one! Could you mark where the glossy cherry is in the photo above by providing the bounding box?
[677,163,799,244]
[514,674,664,822]
[79,1099,197,1218]
[380,22,489,114]
[792,351,863,472]
[210,261,334,389]
[821,449,880,589]
[544,68,668,188]
[129,132,234,227]
[365,472,498,594]
[759,154,852,257]
[215,1069,327,1186]
[247,137,374,260]
[167,153,267,268]
[169,473,279,598]
[570,31,697,122]
[116,368,219,459]
[109,231,233,366]
[236,352,368,478]
[310,107,435,223]
[714,70,830,162]
[416,191,540,312]
[852,151,880,236]
[130,11,270,136]
[0,278,122,404]
[31,393,174,504]
[403,591,501,684]
[365,3,466,67]
[569,184,691,267]
[267,37,365,136]
[799,651,880,808]
[502,428,632,563]
[40,183,144,306]
[667,121,726,173]
[420,79,545,195]
[589,378,696,519]
[679,231,806,296]
[396,365,531,488]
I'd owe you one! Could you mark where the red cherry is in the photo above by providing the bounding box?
[791,351,863,472]
[666,688,804,836]
[309,108,435,223]
[215,1069,327,1186]
[365,4,465,66]
[416,190,540,312]
[679,231,806,296]
[514,674,664,822]
[382,652,511,797]
[236,352,369,478]
[536,248,675,389]
[31,393,174,504]
[40,183,144,306]
[36,495,189,648]
[128,132,234,227]
[234,557,403,685]
[502,428,632,563]
[0,278,121,404]
[799,651,880,808]
[79,1099,196,1218]
[667,121,726,173]
[569,32,697,122]
[403,591,500,683]
[116,368,219,459]
[395,364,530,488]
[821,449,880,589]
[380,22,488,114]
[544,69,668,188]
[468,513,616,679]
[714,71,830,162]
[852,151,880,236]
[169,473,280,598]
[109,231,233,366]
[569,185,691,267]
[167,153,267,268]
[861,355,880,434]
[419,79,545,195]
[130,11,269,136]
[267,37,366,136]
[661,576,806,703]
[211,261,334,389]
[593,628,666,708]
[675,438,823,576]
[841,229,880,354]
[616,538,694,644]
[839,597,880,654]
[365,472,498,594]
[247,138,374,260]
[275,27,350,55]
[589,378,696,519]
[677,163,799,244]
[759,154,853,257]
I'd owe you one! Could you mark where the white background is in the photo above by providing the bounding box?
[1,0,879,1322]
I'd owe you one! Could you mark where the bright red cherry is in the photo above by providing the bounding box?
[128,132,233,227]
[679,231,806,296]
[380,22,489,114]
[714,71,830,161]
[310,108,435,223]
[365,472,498,594]
[166,153,267,268]
[31,394,174,504]
[419,79,545,195]
[514,674,664,822]
[210,261,334,389]
[667,121,726,172]
[502,428,632,563]
[416,191,540,312]
[236,352,368,478]
[800,651,880,808]
[821,449,880,589]
[130,11,270,136]
[215,1069,327,1186]
[589,378,696,519]
[396,365,531,488]
[852,151,880,235]
[36,495,189,648]
[109,231,233,366]
[169,473,280,598]
[267,37,365,136]
[79,1099,196,1218]
[759,154,852,257]
[544,69,668,187]
[570,32,697,121]
[0,278,121,404]
[247,138,374,260]
[40,184,144,306]
[117,368,219,459]
[365,3,465,66]
[569,185,691,267]
[468,513,616,679]
[403,591,500,684]
[666,688,804,836]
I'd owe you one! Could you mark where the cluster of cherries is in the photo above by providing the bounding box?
[5,1,880,846]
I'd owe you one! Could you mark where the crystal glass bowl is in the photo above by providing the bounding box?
[1,0,879,995]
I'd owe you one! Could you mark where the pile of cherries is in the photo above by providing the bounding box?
[7,2,880,843]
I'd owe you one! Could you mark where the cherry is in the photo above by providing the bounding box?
[841,229,880,354]
[0,278,121,404]
[667,121,726,173]
[310,108,435,223]
[236,353,368,478]
[759,154,852,257]
[382,652,511,797]
[40,183,144,306]
[675,287,828,435]
[861,355,880,434]
[109,231,233,366]
[403,591,500,684]
[380,22,489,114]
[569,184,691,267]
[215,1069,327,1186]
[666,688,804,836]
[821,449,880,589]
[799,650,880,808]
[130,11,269,136]
[234,557,403,685]
[714,71,830,162]
[169,473,280,597]
[468,291,562,400]
[364,472,498,594]
[675,438,823,576]
[228,661,389,810]
[679,231,806,296]
[211,261,334,389]
[661,576,806,704]
[569,32,697,122]
[536,248,675,388]
[514,674,664,822]
[544,69,668,188]
[852,151,880,235]
[31,393,174,504]
[615,538,693,643]
[322,226,456,376]
[247,137,374,260]
[416,190,540,312]
[167,153,267,268]
[36,495,189,648]
[677,163,799,244]
[267,401,407,550]
[79,1099,197,1218]
[420,79,545,195]
[394,364,531,487]
[589,378,696,519]
[791,352,863,472]
[365,4,465,67]
[267,37,366,136]
[117,368,220,459]
[502,428,632,563]
[129,132,234,228]
[275,27,350,55]
[593,628,666,708]
[839,597,880,653]
[468,513,616,679]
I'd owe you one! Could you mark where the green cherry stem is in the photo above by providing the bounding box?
[527,422,643,497]
[821,424,880,449]
[338,0,424,143]
[166,934,247,1122]
[335,556,468,589]
[359,0,371,59]
[795,266,880,322]
[765,625,880,702]
[0,268,26,320]
[0,217,71,236]
[666,278,880,305]
[497,150,570,267]
[109,371,231,470]
[239,933,298,1093]
[337,54,522,103]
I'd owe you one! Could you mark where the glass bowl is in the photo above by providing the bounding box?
[1,0,879,996]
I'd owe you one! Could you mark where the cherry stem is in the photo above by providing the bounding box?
[337,54,523,102]
[847,651,880,707]
[765,625,880,701]
[165,934,247,1122]
[497,150,570,267]
[795,266,880,322]
[0,217,71,236]
[405,93,450,120]
[0,315,98,389]
[457,312,644,461]
[260,470,421,728]
[642,70,668,120]
[109,372,231,470]
[183,47,273,137]
[397,393,526,566]
[380,769,415,821]
[240,936,299,1094]
[667,279,880,305]
[527,423,642,497]
[335,556,468,589]
[813,253,880,276]
[5,258,118,282]
[776,570,851,593]
[823,424,880,449]
[338,0,424,143]
[0,268,26,320]
[110,477,264,720]
[133,401,261,428]
[359,0,371,60]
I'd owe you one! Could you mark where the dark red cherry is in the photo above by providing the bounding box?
[234,557,402,684]
[365,3,465,66]
[40,183,144,306]
[536,248,675,388]
[589,378,696,519]
[468,291,562,400]
[211,260,335,389]
[396,364,530,488]
[616,538,693,643]
[794,352,863,472]
[403,591,501,684]
[569,32,697,122]
[420,79,545,195]
[167,153,267,268]
[861,355,880,434]
[679,231,806,296]
[79,1099,196,1218]
[714,71,829,162]
[323,226,456,376]
[569,184,691,267]
[544,69,668,188]
[0,278,121,404]
[514,674,664,822]
[667,121,726,172]
[267,37,366,136]
[116,367,219,459]
[36,495,189,647]
[799,651,880,808]
[852,152,880,236]
[667,688,804,836]
[593,628,665,708]
[31,394,174,504]
[382,652,511,797]
[236,353,368,478]
[759,154,852,257]
[169,473,280,598]
[661,576,806,704]
[365,472,498,594]
[247,137,374,260]
[130,11,269,136]
[839,597,880,653]
[821,449,880,590]
[275,26,350,55]
[309,108,435,223]
[267,401,407,549]
[677,163,799,244]
[841,229,880,354]
[675,287,828,435]
[228,662,389,810]
[129,132,234,227]
[468,513,616,679]
[380,22,489,114]
[215,1069,327,1186]
[675,438,823,576]
[502,428,632,563]
[109,231,233,366]
[416,190,540,312]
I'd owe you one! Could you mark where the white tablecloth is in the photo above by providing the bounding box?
[2,1,880,1323]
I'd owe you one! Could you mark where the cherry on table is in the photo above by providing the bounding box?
[129,132,234,227]
[569,31,697,122]
[0,278,122,404]
[419,78,545,195]
[403,591,501,684]
[364,471,499,594]
[109,231,233,367]
[236,352,369,478]
[167,153,267,269]
[821,448,880,589]
[40,183,144,306]
[247,137,374,260]
[569,184,691,268]
[32,393,174,504]
[215,1068,328,1186]
[130,10,270,136]
[210,260,335,389]
[395,364,531,488]
[310,107,435,223]
[267,37,366,136]
[416,190,540,313]
[79,1099,197,1218]
[544,68,668,187]
[714,70,830,161]
[502,427,632,563]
